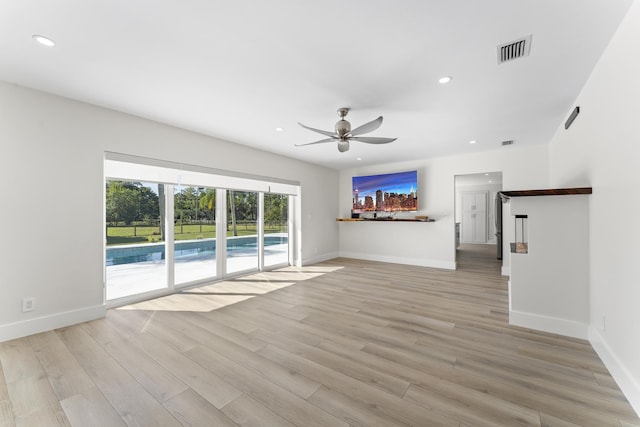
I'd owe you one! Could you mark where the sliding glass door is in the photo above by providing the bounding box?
[105,180,167,300]
[104,157,297,304]
[174,186,218,285]
[264,193,289,267]
[226,190,258,275]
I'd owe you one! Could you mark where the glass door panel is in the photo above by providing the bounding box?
[226,190,258,274]
[105,180,167,300]
[264,193,289,267]
[174,186,217,285]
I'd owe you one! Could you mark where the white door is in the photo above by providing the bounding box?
[461,191,488,243]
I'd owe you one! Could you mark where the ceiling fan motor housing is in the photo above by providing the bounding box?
[335,119,351,138]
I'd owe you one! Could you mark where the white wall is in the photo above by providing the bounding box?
[548,0,640,415]
[338,145,549,270]
[0,82,339,342]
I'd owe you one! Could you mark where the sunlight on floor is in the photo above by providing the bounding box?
[116,264,344,312]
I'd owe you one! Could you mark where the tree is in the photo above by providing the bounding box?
[265,193,288,229]
[264,193,289,232]
[227,191,259,235]
[228,190,237,236]
[106,181,142,225]
[158,184,166,241]
[198,188,216,220]
[175,186,199,222]
[239,192,258,221]
[106,181,161,235]
[137,185,160,222]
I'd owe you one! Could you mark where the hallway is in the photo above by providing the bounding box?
[457,243,502,275]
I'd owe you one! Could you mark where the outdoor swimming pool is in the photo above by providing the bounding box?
[106,235,287,266]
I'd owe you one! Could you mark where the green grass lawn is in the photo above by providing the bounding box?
[106,223,286,246]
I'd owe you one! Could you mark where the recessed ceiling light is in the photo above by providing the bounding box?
[357,157,362,161]
[469,140,477,144]
[484,173,489,176]
[438,76,452,84]
[33,34,55,47]
[488,180,493,183]
[275,127,284,132]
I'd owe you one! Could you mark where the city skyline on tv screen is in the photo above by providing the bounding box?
[352,170,418,213]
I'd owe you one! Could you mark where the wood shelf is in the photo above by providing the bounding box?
[500,187,592,201]
[336,218,434,222]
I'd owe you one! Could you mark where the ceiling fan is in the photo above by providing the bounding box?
[296,108,397,153]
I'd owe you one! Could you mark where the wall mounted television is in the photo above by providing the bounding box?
[352,170,418,213]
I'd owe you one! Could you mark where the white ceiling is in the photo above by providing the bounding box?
[0,1,633,170]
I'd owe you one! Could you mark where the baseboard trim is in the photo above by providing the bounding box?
[338,251,456,270]
[0,304,106,343]
[501,265,510,276]
[509,309,588,340]
[589,327,640,418]
[302,252,340,266]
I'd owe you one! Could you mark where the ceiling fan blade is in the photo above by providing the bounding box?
[294,137,335,147]
[349,116,383,136]
[350,136,397,144]
[297,122,336,138]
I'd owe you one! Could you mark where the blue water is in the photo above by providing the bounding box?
[106,235,287,266]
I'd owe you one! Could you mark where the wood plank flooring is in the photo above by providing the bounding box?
[1,244,639,426]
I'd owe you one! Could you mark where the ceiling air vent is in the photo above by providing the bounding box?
[501,140,514,146]
[497,35,532,64]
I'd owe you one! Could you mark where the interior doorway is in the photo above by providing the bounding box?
[454,172,503,270]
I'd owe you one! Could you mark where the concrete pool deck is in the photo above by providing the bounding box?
[106,244,288,301]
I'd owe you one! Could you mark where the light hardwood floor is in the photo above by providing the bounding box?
[1,244,639,426]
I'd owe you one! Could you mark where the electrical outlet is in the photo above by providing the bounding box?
[22,297,35,312]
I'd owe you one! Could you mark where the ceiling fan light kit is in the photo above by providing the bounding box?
[296,107,397,153]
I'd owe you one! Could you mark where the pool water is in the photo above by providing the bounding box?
[106,235,286,266]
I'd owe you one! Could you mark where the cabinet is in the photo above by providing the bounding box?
[461,191,487,243]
